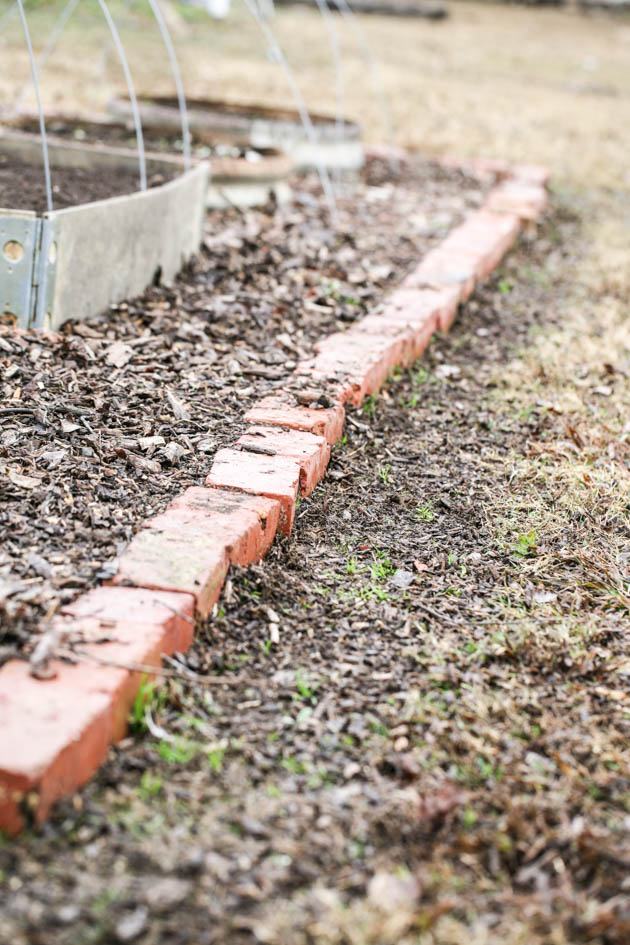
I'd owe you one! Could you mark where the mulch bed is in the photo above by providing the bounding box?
[3,200,627,945]
[0,155,486,659]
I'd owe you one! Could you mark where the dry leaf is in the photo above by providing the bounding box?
[8,469,42,489]
[105,341,133,368]
[166,389,191,420]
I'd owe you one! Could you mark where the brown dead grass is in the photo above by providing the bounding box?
[2,2,630,189]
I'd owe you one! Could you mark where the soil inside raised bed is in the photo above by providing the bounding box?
[0,154,487,659]
[12,116,271,164]
[0,152,171,212]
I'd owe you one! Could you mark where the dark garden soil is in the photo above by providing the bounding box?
[0,156,485,658]
[2,194,628,945]
[0,154,170,212]
[12,116,254,161]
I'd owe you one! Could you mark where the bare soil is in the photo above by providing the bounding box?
[11,116,258,162]
[0,153,169,212]
[0,155,485,658]
[2,192,628,945]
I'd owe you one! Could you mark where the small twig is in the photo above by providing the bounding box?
[414,600,464,627]
[65,646,253,687]
[0,407,34,417]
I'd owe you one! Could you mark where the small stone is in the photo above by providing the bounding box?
[115,907,148,942]
[390,569,414,590]
[145,877,191,914]
[56,904,80,925]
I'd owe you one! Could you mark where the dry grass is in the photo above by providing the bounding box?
[2,2,630,189]
[486,191,629,649]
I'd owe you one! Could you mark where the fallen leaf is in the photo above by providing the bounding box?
[105,341,133,368]
[7,469,42,489]
[436,364,461,379]
[368,870,421,912]
[161,442,187,463]
[390,569,415,589]
[166,389,191,420]
[60,419,80,434]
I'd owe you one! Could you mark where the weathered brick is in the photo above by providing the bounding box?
[236,426,330,496]
[439,155,512,181]
[300,330,403,405]
[512,164,550,187]
[0,587,195,835]
[64,586,195,655]
[168,487,281,565]
[403,247,477,303]
[0,661,114,836]
[244,396,345,445]
[485,180,548,221]
[439,210,521,282]
[382,285,459,337]
[113,528,228,618]
[348,315,419,367]
[206,448,301,535]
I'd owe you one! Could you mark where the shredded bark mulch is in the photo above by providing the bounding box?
[0,155,486,658]
[3,199,628,945]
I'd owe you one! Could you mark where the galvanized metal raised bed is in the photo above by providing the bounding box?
[0,129,208,330]
[109,96,365,173]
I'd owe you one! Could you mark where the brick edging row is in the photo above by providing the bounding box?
[0,159,549,836]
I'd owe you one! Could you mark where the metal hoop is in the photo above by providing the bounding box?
[242,0,338,225]
[332,0,393,155]
[15,0,54,211]
[313,0,345,184]
[95,0,147,190]
[146,0,191,170]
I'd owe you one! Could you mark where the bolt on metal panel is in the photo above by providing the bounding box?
[0,210,40,328]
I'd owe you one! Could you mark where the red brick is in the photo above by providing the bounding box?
[113,528,228,618]
[0,662,114,836]
[485,181,548,221]
[206,448,301,535]
[440,210,521,281]
[64,586,195,655]
[299,330,403,405]
[512,164,550,187]
[383,285,459,337]
[403,247,477,303]
[439,155,512,181]
[348,315,419,367]
[0,587,195,835]
[244,396,345,445]
[169,487,281,565]
[236,426,330,497]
